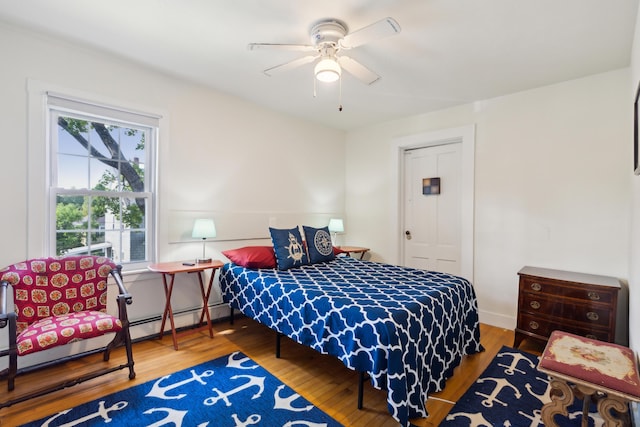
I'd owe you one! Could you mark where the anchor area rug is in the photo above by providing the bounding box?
[20,351,343,427]
[440,346,606,426]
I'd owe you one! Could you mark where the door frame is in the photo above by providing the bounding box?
[391,125,475,282]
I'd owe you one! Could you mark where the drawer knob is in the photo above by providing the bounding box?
[587,291,600,301]
[586,334,598,340]
[530,282,542,291]
[529,301,541,310]
[586,312,599,321]
[529,321,539,330]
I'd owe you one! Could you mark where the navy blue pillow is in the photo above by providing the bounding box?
[303,225,335,264]
[269,227,308,270]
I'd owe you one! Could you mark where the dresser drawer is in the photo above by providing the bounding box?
[514,266,620,348]
[519,291,614,328]
[520,276,616,304]
[516,313,612,342]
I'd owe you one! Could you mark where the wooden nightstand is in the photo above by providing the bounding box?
[337,246,370,260]
[514,266,620,349]
[148,260,224,350]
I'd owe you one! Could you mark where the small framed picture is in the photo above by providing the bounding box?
[422,177,441,195]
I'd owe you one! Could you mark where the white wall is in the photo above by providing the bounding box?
[0,22,345,366]
[630,4,640,416]
[345,69,631,335]
[628,6,640,355]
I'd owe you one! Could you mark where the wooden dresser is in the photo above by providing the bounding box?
[514,266,620,348]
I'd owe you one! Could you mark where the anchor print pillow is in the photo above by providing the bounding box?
[303,225,335,264]
[269,227,309,270]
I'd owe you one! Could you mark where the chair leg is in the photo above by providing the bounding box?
[8,351,16,391]
[122,326,135,380]
[103,344,113,362]
[7,313,17,391]
[103,331,121,361]
[102,328,136,379]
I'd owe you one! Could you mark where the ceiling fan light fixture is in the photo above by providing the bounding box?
[314,58,341,82]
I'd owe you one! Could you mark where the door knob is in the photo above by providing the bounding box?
[405,230,412,240]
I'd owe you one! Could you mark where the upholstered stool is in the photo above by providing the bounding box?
[537,330,640,427]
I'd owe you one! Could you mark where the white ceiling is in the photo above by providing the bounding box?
[1,0,637,131]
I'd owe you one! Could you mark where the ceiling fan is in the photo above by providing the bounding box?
[248,17,401,86]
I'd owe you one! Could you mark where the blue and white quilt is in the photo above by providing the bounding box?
[219,257,482,427]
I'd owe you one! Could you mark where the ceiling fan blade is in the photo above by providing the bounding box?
[340,17,401,49]
[248,43,316,52]
[338,56,380,85]
[263,55,318,76]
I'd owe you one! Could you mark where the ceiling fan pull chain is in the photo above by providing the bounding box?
[313,75,317,97]
[338,74,343,112]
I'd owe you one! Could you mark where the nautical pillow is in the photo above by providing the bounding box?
[221,246,277,269]
[303,225,335,264]
[269,227,309,270]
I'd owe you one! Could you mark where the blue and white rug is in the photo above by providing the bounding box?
[441,346,605,426]
[21,351,343,427]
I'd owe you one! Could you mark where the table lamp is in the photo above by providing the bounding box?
[328,218,344,247]
[192,218,216,263]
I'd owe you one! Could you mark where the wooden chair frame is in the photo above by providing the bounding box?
[0,261,135,408]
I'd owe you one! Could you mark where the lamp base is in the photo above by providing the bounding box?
[196,258,212,264]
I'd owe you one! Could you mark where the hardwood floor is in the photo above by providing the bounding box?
[0,318,544,426]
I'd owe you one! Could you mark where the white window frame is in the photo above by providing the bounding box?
[27,81,159,271]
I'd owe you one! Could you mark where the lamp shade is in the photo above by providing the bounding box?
[328,218,344,233]
[192,219,217,239]
[315,58,341,82]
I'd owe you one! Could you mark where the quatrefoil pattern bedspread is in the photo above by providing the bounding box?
[219,257,482,427]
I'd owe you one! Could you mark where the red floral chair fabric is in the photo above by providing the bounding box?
[0,256,135,408]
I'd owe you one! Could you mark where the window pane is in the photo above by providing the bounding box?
[89,230,106,245]
[125,160,145,192]
[118,127,146,161]
[122,197,147,263]
[91,195,121,230]
[57,117,90,156]
[90,157,119,191]
[88,123,110,156]
[57,154,89,189]
[93,195,148,264]
[56,231,87,256]
[116,228,146,263]
[87,231,113,258]
[122,196,147,230]
[56,195,87,230]
[104,229,121,262]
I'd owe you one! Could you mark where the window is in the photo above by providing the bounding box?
[47,94,157,269]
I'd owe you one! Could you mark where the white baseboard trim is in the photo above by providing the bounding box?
[128,303,231,341]
[479,309,515,330]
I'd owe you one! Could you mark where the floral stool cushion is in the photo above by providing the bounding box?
[16,310,122,356]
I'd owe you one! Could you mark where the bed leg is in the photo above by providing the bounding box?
[229,307,234,325]
[358,371,366,409]
[276,332,282,358]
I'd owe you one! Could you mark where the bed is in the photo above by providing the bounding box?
[219,254,482,427]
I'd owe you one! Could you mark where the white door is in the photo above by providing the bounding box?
[403,143,462,275]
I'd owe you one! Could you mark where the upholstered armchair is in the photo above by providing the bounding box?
[0,256,135,408]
